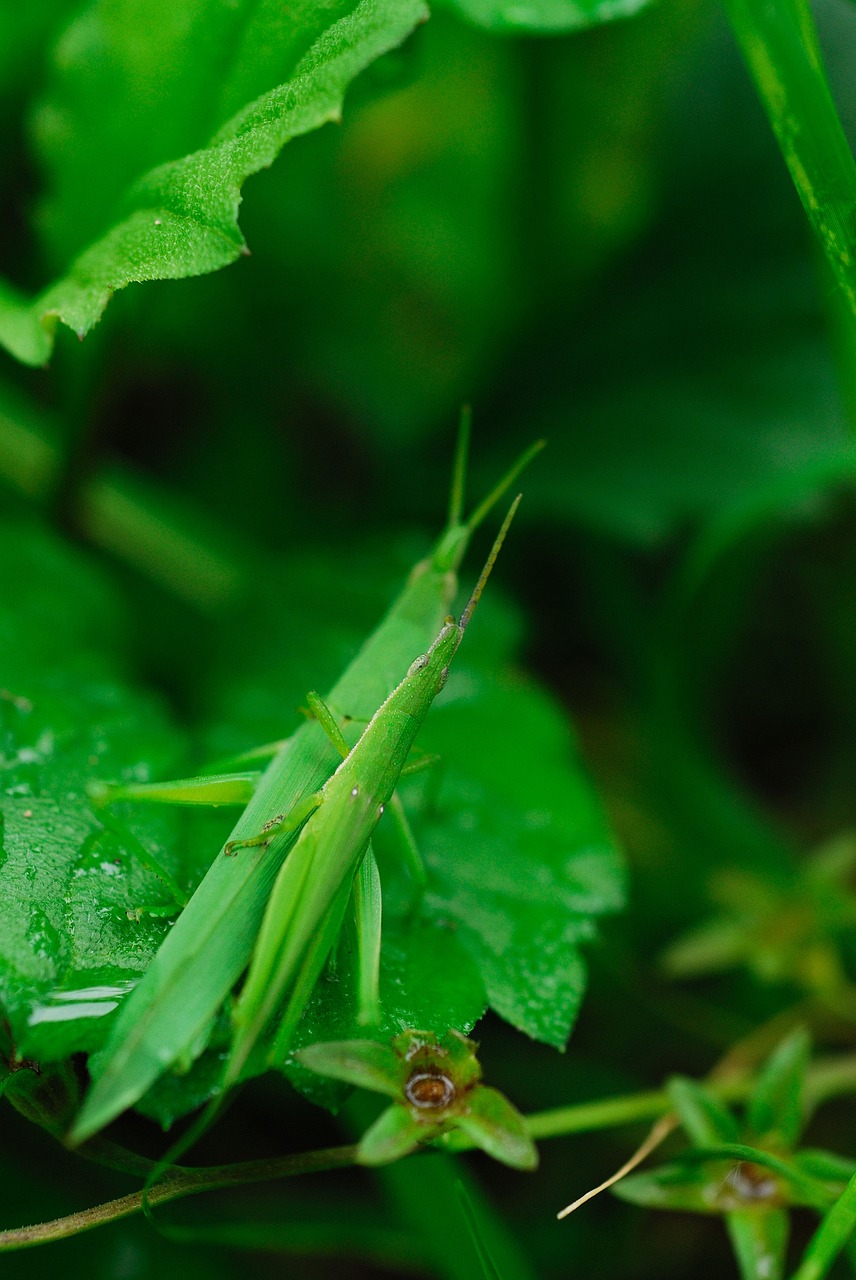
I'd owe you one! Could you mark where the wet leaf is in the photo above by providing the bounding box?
[0,0,427,365]
[294,1039,402,1098]
[436,0,652,35]
[0,524,191,1064]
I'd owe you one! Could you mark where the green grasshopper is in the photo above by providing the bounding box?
[224,494,519,1088]
[70,425,540,1145]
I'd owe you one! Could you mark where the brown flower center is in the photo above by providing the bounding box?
[726,1162,780,1203]
[405,1069,455,1110]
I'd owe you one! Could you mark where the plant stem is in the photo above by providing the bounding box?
[0,1145,357,1251]
[448,1052,856,1148]
[6,1054,856,1251]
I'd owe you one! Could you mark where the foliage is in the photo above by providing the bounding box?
[2,0,856,1277]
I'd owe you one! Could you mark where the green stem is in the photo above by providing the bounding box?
[0,1145,357,1251]
[448,1052,856,1148]
[0,403,243,610]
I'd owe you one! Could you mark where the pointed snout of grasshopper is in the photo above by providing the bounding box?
[406,621,460,680]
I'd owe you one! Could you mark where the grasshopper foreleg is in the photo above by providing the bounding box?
[224,790,322,856]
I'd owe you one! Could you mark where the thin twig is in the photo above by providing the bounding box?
[0,1146,357,1251]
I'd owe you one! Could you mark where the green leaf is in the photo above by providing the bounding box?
[0,523,192,1064]
[368,1143,538,1280]
[455,1085,538,1171]
[357,1103,424,1165]
[795,1149,856,1185]
[456,1181,511,1280]
[435,0,651,34]
[661,860,856,993]
[1,0,428,365]
[410,661,624,1048]
[0,1,75,98]
[293,1039,402,1098]
[748,1029,810,1149]
[792,1171,856,1280]
[725,0,856,329]
[667,1077,741,1147]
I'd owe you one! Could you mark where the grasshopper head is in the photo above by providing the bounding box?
[406,494,521,696]
[407,618,461,692]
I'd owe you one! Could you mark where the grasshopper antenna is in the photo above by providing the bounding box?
[460,494,522,632]
[447,405,472,530]
[466,440,544,534]
[433,419,540,577]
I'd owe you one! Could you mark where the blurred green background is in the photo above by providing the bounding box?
[3,0,856,1275]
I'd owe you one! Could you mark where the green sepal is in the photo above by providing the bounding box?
[614,1159,733,1215]
[661,916,752,978]
[357,1104,424,1166]
[726,1208,789,1280]
[293,1039,402,1100]
[667,1076,741,1146]
[455,1085,538,1171]
[748,1028,810,1148]
[794,1149,856,1185]
[437,1028,484,1087]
